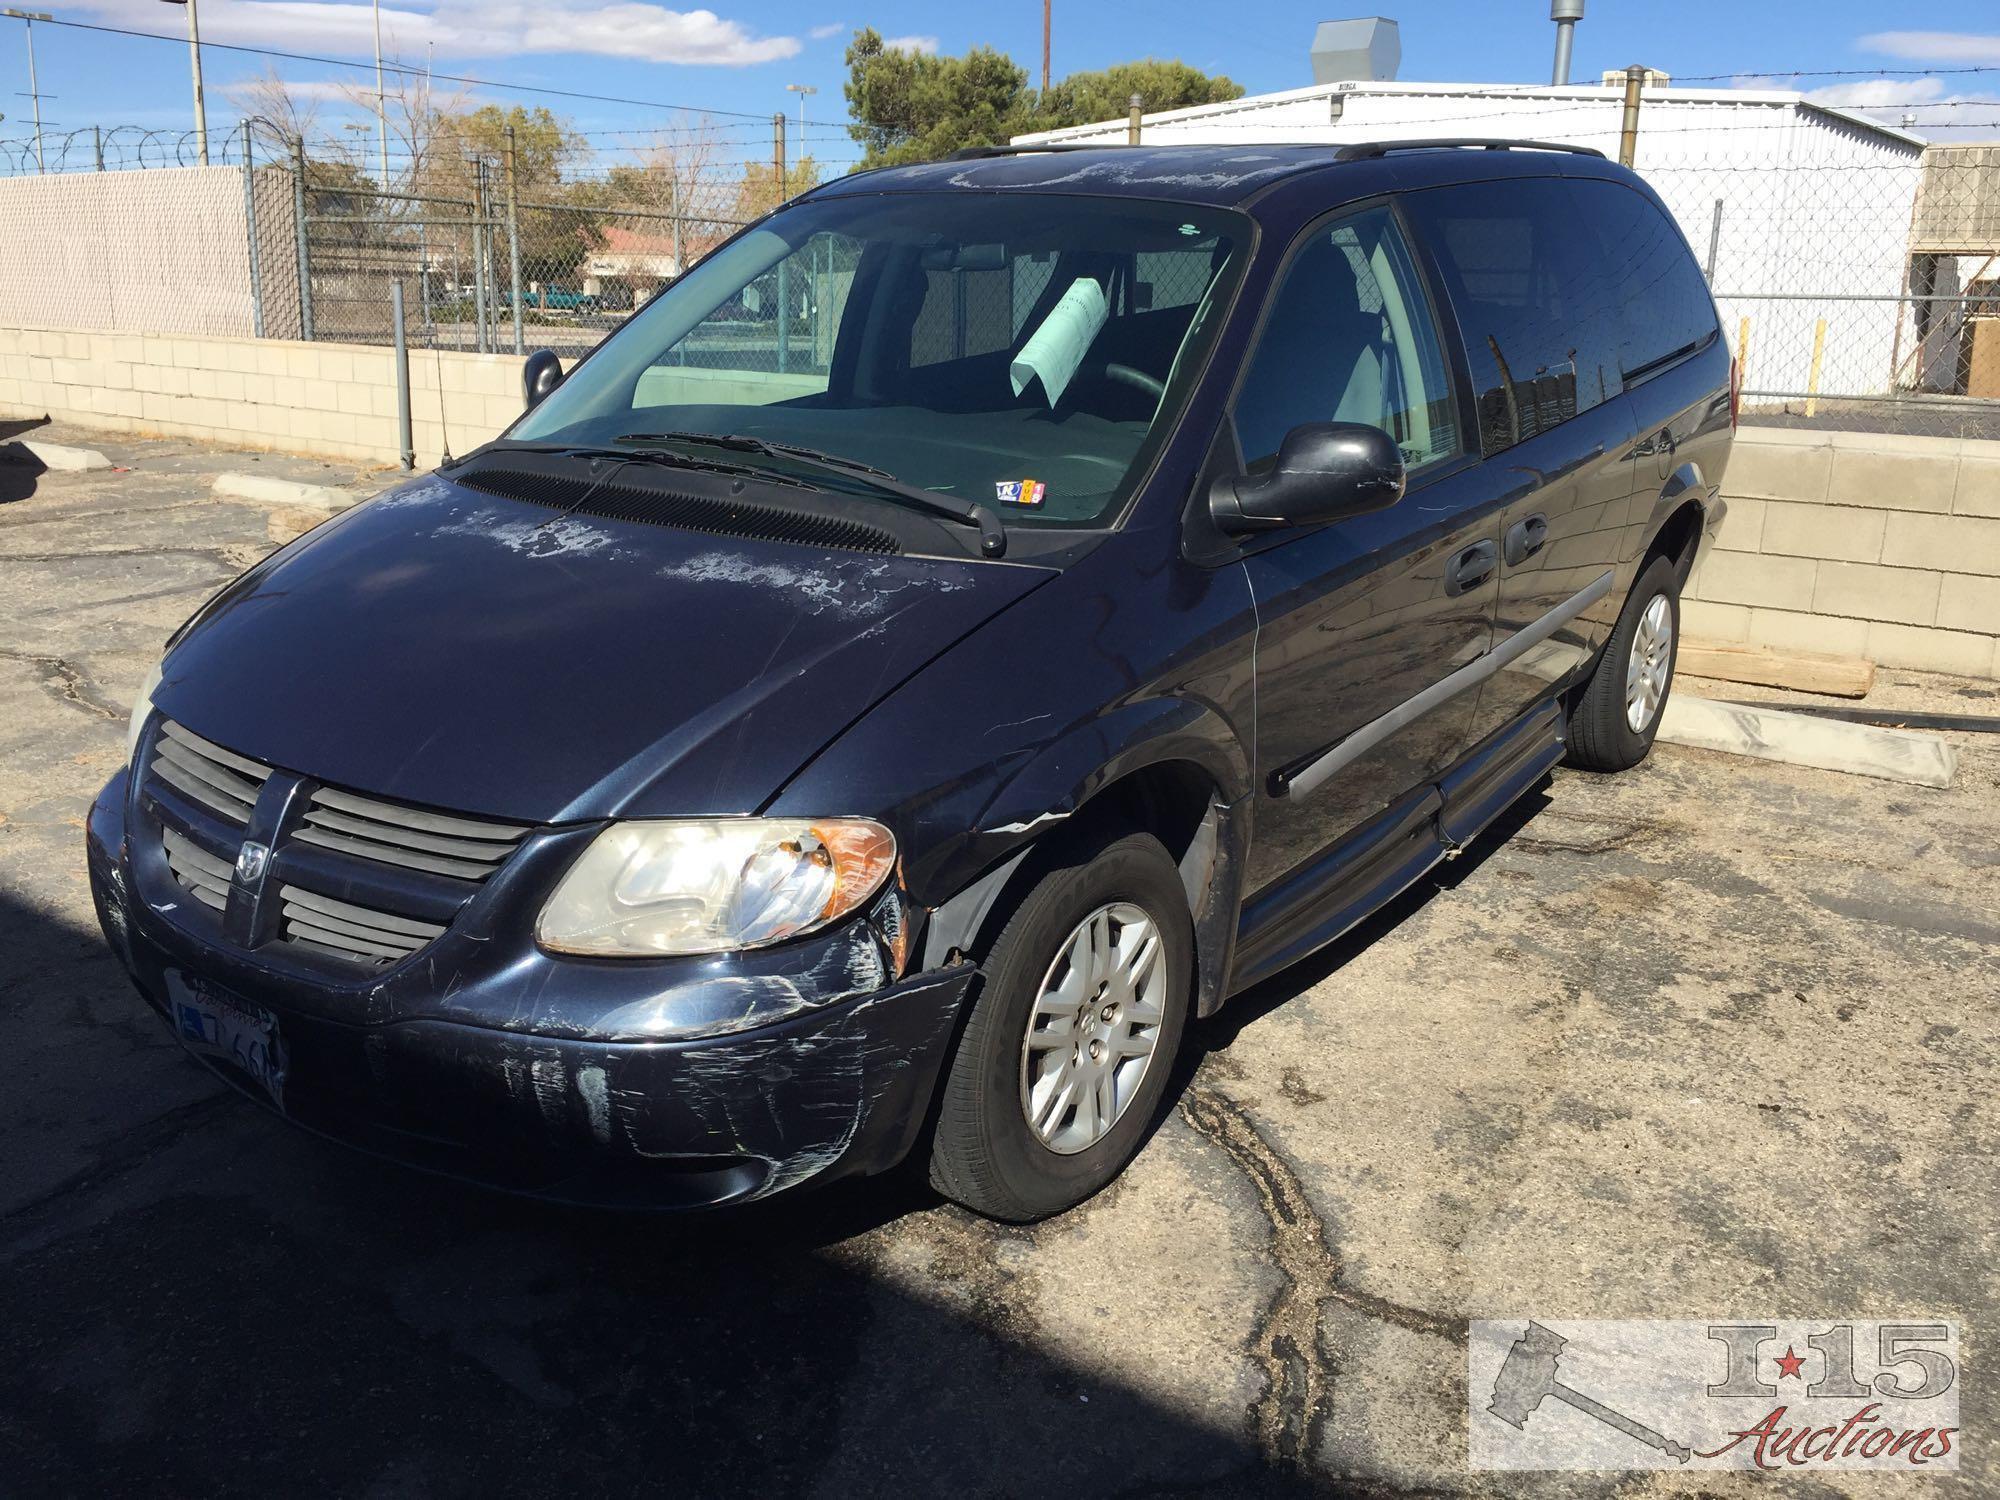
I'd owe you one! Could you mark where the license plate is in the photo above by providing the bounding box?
[165,970,288,1108]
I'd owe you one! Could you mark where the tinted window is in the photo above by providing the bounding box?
[1235,205,1461,472]
[1402,178,1626,453]
[1569,177,1719,376]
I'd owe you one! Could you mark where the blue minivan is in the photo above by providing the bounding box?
[89,141,1733,1219]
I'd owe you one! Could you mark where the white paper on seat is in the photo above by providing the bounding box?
[1010,277,1109,406]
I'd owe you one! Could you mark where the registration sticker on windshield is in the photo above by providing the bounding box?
[996,480,1046,507]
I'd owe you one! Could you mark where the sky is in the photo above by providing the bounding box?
[6,0,2000,169]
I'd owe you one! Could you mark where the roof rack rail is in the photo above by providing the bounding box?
[1333,137,1605,161]
[945,142,1124,161]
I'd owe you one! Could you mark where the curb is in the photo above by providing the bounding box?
[18,439,113,471]
[212,472,355,512]
[1657,695,1957,790]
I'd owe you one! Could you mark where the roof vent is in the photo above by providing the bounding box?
[1310,18,1400,84]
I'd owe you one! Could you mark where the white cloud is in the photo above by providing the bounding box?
[1805,78,1947,109]
[74,0,800,66]
[880,34,939,55]
[1727,71,2000,141]
[1859,30,2000,65]
[223,76,360,103]
[808,22,845,40]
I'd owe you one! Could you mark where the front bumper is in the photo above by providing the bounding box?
[87,770,977,1208]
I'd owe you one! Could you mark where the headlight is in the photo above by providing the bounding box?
[126,657,165,764]
[537,818,896,957]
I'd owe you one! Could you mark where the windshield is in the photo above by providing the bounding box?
[510,191,1251,529]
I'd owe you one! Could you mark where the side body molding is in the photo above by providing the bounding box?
[1277,570,1614,801]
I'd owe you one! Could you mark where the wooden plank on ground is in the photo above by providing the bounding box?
[1677,639,1876,698]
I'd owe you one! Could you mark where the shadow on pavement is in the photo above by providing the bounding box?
[0,884,1373,1499]
[0,438,51,506]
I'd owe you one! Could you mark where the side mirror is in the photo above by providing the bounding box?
[522,349,564,410]
[1209,421,1406,535]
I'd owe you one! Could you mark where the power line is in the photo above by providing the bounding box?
[27,14,783,122]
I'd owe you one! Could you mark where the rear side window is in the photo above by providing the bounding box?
[1568,177,1719,377]
[1402,178,1626,453]
[1234,204,1462,473]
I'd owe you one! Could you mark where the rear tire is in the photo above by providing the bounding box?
[1567,554,1680,772]
[928,832,1193,1222]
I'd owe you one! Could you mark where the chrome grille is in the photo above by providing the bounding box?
[161,827,232,913]
[295,786,527,881]
[278,885,447,965]
[149,721,273,827]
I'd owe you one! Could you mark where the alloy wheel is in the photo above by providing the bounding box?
[1625,592,1674,733]
[1019,902,1167,1155]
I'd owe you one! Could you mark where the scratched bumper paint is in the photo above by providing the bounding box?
[86,771,977,1208]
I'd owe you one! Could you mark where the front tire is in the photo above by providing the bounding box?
[928,832,1193,1222]
[1568,553,1680,772]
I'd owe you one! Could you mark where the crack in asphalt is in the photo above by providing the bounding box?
[0,1090,236,1234]
[1179,1083,1462,1474]
[0,649,123,720]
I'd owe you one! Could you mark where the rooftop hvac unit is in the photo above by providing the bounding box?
[1310,18,1400,85]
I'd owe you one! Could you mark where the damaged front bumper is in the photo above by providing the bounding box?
[86,770,977,1208]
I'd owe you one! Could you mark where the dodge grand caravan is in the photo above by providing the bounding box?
[88,141,1733,1220]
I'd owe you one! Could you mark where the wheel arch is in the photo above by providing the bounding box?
[920,704,1254,1019]
[1639,462,1710,587]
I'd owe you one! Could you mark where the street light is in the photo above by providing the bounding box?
[155,0,208,165]
[2,9,53,174]
[784,82,816,155]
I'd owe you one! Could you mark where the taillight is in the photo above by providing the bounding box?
[1729,354,1743,429]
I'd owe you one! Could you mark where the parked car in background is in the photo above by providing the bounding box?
[90,141,1732,1220]
[518,285,600,313]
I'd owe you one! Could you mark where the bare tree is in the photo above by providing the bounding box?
[230,67,347,161]
[344,68,475,194]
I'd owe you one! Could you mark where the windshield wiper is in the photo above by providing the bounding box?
[472,440,819,491]
[618,430,1007,557]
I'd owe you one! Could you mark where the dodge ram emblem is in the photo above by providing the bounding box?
[234,840,270,886]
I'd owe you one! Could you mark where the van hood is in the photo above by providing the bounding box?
[153,473,1054,823]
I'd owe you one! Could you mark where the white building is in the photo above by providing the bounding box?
[1014,80,1927,409]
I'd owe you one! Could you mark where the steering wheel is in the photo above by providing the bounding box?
[1098,361,1166,400]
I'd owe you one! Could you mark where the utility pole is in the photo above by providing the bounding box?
[503,124,523,355]
[1042,0,1051,94]
[4,10,53,173]
[1618,63,1644,167]
[155,0,208,164]
[372,0,389,186]
[1549,0,1583,87]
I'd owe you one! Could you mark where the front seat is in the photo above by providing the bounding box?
[1235,240,1388,459]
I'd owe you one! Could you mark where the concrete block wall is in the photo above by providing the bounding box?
[1687,427,2000,678]
[0,324,526,467]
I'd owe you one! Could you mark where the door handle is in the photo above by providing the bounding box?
[1504,513,1549,566]
[1445,539,1498,596]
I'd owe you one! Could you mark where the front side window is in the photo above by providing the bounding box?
[513,192,1251,530]
[1233,205,1462,474]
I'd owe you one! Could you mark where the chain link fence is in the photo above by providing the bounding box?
[6,120,2000,437]
[1649,145,2000,439]
[0,121,844,360]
